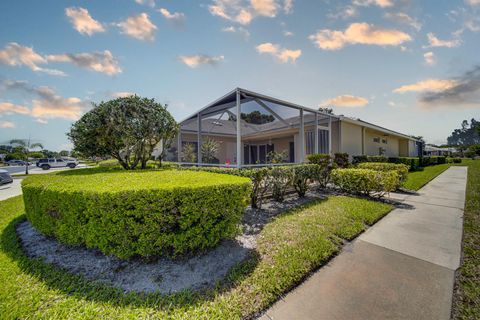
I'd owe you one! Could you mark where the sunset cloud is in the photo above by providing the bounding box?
[0,121,15,128]
[320,95,369,107]
[134,0,155,7]
[425,32,461,48]
[353,0,393,8]
[208,0,288,25]
[0,80,89,121]
[178,54,225,68]
[309,23,411,50]
[65,7,105,36]
[419,65,480,108]
[256,42,301,63]
[158,8,186,25]
[117,13,157,41]
[0,102,30,115]
[0,43,65,76]
[423,51,436,65]
[466,0,480,6]
[384,12,422,31]
[251,0,278,17]
[46,50,121,76]
[112,91,135,98]
[393,79,457,93]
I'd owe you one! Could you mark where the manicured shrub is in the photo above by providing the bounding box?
[437,156,447,164]
[292,164,318,197]
[352,155,368,164]
[390,157,420,171]
[334,153,350,168]
[453,157,462,163]
[307,153,331,165]
[357,162,409,186]
[331,168,399,197]
[269,166,294,202]
[367,156,389,163]
[22,170,251,259]
[307,153,336,188]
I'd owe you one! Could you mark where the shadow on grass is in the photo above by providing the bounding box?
[1,214,259,310]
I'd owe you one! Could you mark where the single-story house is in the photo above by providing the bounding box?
[164,88,421,167]
[424,145,457,156]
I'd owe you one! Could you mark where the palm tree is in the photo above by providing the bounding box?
[9,139,43,174]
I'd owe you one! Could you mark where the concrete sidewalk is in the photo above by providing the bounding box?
[261,166,467,320]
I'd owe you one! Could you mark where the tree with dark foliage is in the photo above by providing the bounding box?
[447,118,480,146]
[68,96,178,170]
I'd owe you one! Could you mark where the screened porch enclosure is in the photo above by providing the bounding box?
[170,88,336,168]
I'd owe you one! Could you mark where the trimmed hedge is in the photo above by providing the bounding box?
[353,155,420,171]
[22,170,251,259]
[331,168,399,196]
[357,162,409,186]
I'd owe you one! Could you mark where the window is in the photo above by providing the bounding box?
[382,138,387,144]
[373,137,380,143]
[305,129,329,154]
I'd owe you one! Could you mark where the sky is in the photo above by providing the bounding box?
[0,0,479,151]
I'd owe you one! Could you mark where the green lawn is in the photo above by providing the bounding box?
[453,159,480,319]
[402,163,453,191]
[0,195,391,319]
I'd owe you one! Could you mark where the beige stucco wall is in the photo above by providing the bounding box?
[364,129,400,157]
[340,121,363,157]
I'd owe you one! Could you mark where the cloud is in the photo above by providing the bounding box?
[320,95,369,107]
[209,0,289,24]
[0,121,15,128]
[0,102,30,115]
[384,12,422,31]
[328,5,358,20]
[466,0,480,6]
[393,79,457,93]
[283,30,294,36]
[423,51,435,66]
[418,66,480,108]
[209,0,253,25]
[178,54,225,68]
[284,0,293,14]
[0,79,89,121]
[256,42,301,63]
[112,91,135,98]
[251,0,278,17]
[0,42,65,76]
[425,32,461,48]
[117,13,157,41]
[135,0,155,7]
[353,0,393,8]
[65,7,105,36]
[309,23,411,50]
[158,8,186,25]
[221,25,250,39]
[46,50,121,76]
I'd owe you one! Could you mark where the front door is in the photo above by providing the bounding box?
[289,142,295,163]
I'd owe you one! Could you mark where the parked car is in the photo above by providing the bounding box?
[37,158,79,170]
[0,169,13,185]
[7,160,27,166]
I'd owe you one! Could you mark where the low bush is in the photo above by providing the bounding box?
[269,166,294,202]
[421,156,445,166]
[331,168,399,197]
[366,156,388,163]
[307,153,336,188]
[352,155,368,164]
[98,159,180,170]
[292,164,318,197]
[357,162,409,186]
[334,153,350,168]
[22,170,251,259]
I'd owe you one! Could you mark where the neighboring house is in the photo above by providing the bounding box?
[424,145,457,156]
[165,88,420,167]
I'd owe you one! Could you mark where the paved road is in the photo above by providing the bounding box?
[0,164,89,201]
[1,165,36,174]
[261,166,467,320]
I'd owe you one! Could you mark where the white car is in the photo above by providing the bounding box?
[37,158,79,170]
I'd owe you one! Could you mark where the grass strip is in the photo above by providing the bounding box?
[0,195,391,319]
